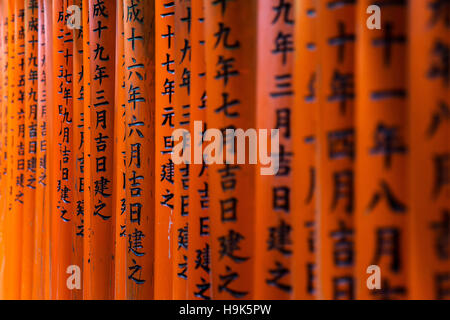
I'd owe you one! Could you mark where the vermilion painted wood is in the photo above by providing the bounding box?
[173,0,191,300]
[5,0,25,300]
[409,0,450,300]
[22,0,40,300]
[356,1,409,299]
[292,0,319,300]
[43,0,53,299]
[316,1,356,300]
[155,0,175,299]
[124,0,155,300]
[32,0,51,300]
[86,0,116,299]
[254,0,295,300]
[51,0,74,300]
[114,0,126,300]
[187,0,211,301]
[204,0,257,299]
[82,0,93,299]
[72,0,84,300]
[0,0,8,300]
[4,0,16,299]
[0,0,447,301]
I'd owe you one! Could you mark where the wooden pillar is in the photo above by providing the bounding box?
[51,0,74,299]
[0,0,8,300]
[254,0,295,300]
[409,0,450,300]
[32,0,52,300]
[292,0,318,300]
[316,0,356,300]
[114,0,126,300]
[22,0,40,299]
[123,0,155,300]
[4,0,25,300]
[173,0,191,299]
[72,0,85,300]
[44,0,54,300]
[86,0,116,299]
[81,0,92,299]
[187,0,211,300]
[204,0,257,299]
[155,0,175,299]
[356,1,409,299]
[4,0,14,299]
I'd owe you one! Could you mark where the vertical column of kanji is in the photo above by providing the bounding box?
[409,0,450,300]
[10,0,25,300]
[52,0,74,299]
[204,0,257,299]
[123,0,155,300]
[0,0,7,299]
[44,0,53,299]
[172,0,191,299]
[2,2,12,297]
[4,0,17,299]
[0,0,3,207]
[0,0,3,219]
[32,0,50,300]
[87,0,116,299]
[254,0,295,299]
[22,0,39,300]
[0,0,11,298]
[155,0,175,299]
[292,0,318,300]
[316,1,356,300]
[81,0,93,298]
[114,0,126,300]
[72,0,84,300]
[187,0,211,301]
[356,1,409,299]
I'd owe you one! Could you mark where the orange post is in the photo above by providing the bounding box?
[82,0,93,299]
[0,0,8,299]
[5,0,25,300]
[355,1,409,299]
[316,1,356,300]
[254,0,296,300]
[72,0,84,300]
[204,0,257,299]
[409,0,450,300]
[155,0,175,299]
[123,0,155,300]
[0,1,3,198]
[292,0,319,300]
[5,0,15,300]
[187,0,211,300]
[86,0,116,299]
[51,0,74,299]
[32,0,52,300]
[114,0,126,300]
[22,0,40,299]
[173,0,191,299]
[44,0,54,300]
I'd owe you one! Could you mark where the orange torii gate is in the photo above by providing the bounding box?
[0,0,446,302]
